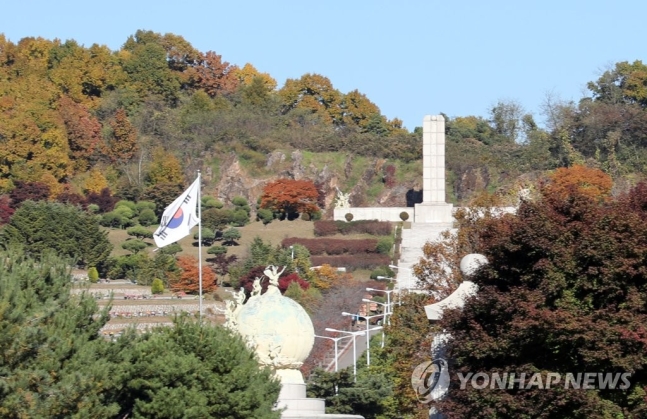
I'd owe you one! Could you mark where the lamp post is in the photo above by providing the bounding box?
[375,275,394,286]
[290,245,294,260]
[366,287,396,316]
[325,328,364,381]
[342,311,385,366]
[314,334,349,372]
[362,297,391,335]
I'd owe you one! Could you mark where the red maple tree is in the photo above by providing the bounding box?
[260,178,320,218]
[170,255,217,294]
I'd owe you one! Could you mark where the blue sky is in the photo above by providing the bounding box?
[2,0,645,131]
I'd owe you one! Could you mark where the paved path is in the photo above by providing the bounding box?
[326,326,383,372]
[395,222,455,289]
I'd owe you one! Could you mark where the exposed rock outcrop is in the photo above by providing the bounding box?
[212,151,418,219]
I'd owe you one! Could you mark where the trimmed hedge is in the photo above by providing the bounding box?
[311,254,391,271]
[282,237,379,255]
[313,220,392,237]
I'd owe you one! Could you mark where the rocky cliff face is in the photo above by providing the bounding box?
[210,151,420,218]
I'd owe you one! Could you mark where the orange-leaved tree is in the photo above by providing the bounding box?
[170,255,217,294]
[106,108,138,165]
[260,178,320,218]
[543,164,613,201]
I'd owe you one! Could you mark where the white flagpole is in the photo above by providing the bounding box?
[197,170,203,321]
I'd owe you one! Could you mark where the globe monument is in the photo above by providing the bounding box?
[226,265,364,419]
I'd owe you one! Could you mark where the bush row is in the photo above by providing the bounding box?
[282,237,379,255]
[310,254,391,271]
[313,220,393,237]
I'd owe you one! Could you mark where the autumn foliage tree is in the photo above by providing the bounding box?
[310,264,350,290]
[170,255,217,294]
[543,164,613,201]
[188,51,240,97]
[106,108,138,165]
[414,191,503,300]
[0,196,14,225]
[8,181,50,209]
[435,179,647,418]
[260,178,320,219]
[57,96,102,170]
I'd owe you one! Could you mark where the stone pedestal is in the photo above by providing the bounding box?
[414,202,454,223]
[277,383,362,418]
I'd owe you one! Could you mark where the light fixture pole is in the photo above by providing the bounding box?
[362,299,389,348]
[314,334,348,372]
[342,311,385,366]
[325,328,364,381]
[366,287,396,317]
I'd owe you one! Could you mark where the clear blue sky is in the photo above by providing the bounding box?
[2,0,645,131]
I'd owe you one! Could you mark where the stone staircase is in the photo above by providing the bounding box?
[395,222,455,290]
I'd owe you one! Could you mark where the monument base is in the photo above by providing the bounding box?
[276,371,364,418]
[414,203,454,224]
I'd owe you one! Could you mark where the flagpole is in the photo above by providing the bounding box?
[197,170,203,322]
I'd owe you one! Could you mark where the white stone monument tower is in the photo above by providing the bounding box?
[414,115,454,223]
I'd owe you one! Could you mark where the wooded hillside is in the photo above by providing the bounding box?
[1,29,646,209]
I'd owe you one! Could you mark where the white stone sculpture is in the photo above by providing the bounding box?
[263,265,286,287]
[224,287,247,331]
[517,186,532,205]
[251,277,263,298]
[335,187,351,209]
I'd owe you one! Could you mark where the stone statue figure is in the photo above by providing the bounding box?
[234,286,246,306]
[224,300,237,330]
[263,265,286,287]
[224,287,247,330]
[517,187,532,204]
[335,187,351,209]
[251,277,263,298]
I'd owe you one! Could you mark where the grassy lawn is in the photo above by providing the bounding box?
[106,219,317,262]
[105,218,391,283]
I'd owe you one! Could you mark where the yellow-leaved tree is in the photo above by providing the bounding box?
[146,148,184,186]
[84,168,109,195]
[311,264,349,290]
[278,73,343,125]
[233,63,277,90]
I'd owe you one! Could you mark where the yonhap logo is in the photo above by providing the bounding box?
[411,358,450,403]
[456,371,632,390]
[412,361,632,405]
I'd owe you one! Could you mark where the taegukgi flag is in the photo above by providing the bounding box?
[153,178,200,248]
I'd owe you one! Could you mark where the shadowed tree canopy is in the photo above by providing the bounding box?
[0,248,281,418]
[0,200,113,268]
[118,315,281,419]
[436,173,647,418]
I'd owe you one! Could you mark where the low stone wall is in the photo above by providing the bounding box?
[333,207,413,222]
[105,302,225,317]
[72,288,151,297]
[333,206,517,222]
[101,322,173,332]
